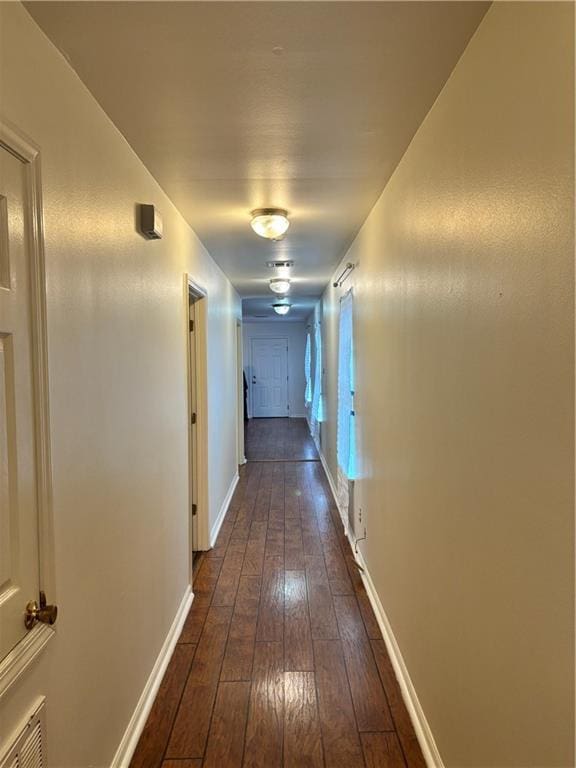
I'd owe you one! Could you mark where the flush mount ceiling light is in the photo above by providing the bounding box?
[269,278,291,294]
[250,208,290,240]
[273,303,291,316]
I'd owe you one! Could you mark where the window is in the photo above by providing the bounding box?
[304,331,312,404]
[337,290,356,479]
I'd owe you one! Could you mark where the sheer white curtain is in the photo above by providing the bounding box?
[310,321,324,441]
[336,290,356,515]
[304,331,312,405]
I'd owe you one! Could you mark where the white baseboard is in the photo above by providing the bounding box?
[317,449,443,768]
[110,585,193,768]
[210,471,239,547]
[289,413,306,419]
[318,449,337,499]
[353,546,444,767]
[318,448,347,532]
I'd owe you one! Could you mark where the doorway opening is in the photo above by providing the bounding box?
[243,321,318,461]
[186,276,209,583]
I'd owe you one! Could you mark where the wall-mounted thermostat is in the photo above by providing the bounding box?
[139,204,163,240]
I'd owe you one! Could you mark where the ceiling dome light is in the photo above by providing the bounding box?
[269,278,291,294]
[273,303,291,316]
[250,208,290,240]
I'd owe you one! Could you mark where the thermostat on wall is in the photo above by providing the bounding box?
[139,204,163,240]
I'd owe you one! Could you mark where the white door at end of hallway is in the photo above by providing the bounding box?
[251,338,288,417]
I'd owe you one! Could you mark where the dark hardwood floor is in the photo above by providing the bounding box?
[130,421,425,768]
[244,417,319,462]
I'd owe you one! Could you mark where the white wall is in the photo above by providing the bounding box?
[243,321,307,418]
[318,3,574,765]
[0,4,240,766]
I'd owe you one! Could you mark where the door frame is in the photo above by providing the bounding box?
[0,121,56,699]
[235,322,245,465]
[185,275,209,581]
[249,336,289,418]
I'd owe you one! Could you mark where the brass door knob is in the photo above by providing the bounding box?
[24,591,58,630]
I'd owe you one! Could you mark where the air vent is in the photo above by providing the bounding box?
[266,260,294,269]
[0,700,45,768]
[252,314,268,318]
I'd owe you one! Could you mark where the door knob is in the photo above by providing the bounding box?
[24,591,58,630]
[252,376,256,383]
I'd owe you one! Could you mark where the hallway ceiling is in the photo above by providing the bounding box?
[26,1,488,311]
[242,295,318,323]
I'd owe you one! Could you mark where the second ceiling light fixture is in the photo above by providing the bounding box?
[269,278,291,294]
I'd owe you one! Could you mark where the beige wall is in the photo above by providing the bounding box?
[0,4,240,765]
[320,3,574,765]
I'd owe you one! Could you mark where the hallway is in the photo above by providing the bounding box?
[130,420,425,768]
[0,3,573,766]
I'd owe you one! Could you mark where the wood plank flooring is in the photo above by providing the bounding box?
[245,417,319,462]
[131,423,425,768]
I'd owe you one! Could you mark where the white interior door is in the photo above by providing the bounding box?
[0,143,41,660]
[251,338,288,418]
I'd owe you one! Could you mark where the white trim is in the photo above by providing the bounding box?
[318,448,347,532]
[236,322,245,469]
[289,413,306,419]
[354,547,444,767]
[187,276,207,298]
[0,625,54,702]
[318,448,443,768]
[110,585,193,768]
[185,275,209,555]
[210,471,239,547]
[318,448,337,501]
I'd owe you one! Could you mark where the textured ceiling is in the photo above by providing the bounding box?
[26,1,489,313]
[242,295,318,323]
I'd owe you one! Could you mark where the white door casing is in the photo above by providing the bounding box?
[185,275,208,559]
[188,297,198,553]
[0,123,54,679]
[236,322,245,464]
[251,338,288,418]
